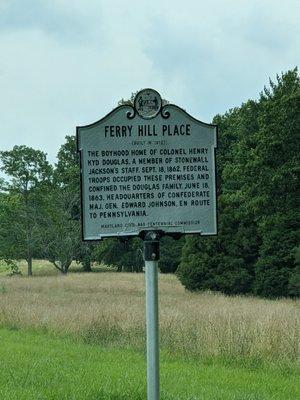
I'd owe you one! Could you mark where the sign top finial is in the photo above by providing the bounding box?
[134,88,162,119]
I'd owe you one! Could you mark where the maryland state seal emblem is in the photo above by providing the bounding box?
[134,88,162,119]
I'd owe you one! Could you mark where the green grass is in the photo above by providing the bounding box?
[0,328,298,400]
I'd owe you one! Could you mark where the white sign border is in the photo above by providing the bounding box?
[77,100,218,241]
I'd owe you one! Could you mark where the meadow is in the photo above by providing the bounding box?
[0,260,299,399]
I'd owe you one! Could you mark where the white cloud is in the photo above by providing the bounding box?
[0,0,299,165]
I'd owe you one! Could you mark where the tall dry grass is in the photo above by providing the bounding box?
[0,272,299,362]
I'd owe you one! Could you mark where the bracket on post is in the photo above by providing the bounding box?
[143,230,163,261]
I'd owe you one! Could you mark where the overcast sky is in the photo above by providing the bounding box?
[0,0,299,165]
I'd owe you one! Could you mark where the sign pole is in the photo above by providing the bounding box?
[144,231,160,400]
[77,87,218,400]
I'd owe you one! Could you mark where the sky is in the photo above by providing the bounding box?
[0,0,299,166]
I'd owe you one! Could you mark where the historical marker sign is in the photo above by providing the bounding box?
[77,89,217,240]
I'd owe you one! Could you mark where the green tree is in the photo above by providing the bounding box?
[53,135,94,272]
[38,135,92,274]
[251,69,300,297]
[178,69,299,298]
[0,145,52,275]
[288,246,300,297]
[94,237,143,272]
[0,192,23,264]
[178,100,259,294]
[39,187,81,274]
[159,236,185,273]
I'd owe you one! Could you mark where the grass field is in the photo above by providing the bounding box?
[0,328,299,400]
[0,260,299,399]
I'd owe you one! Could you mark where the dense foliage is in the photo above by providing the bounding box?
[177,69,300,298]
[0,70,298,297]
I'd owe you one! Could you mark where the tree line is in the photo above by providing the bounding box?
[0,69,299,298]
[178,69,300,298]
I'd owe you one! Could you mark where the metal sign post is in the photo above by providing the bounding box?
[76,88,218,400]
[144,231,160,400]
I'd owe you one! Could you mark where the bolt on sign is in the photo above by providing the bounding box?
[77,89,217,240]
